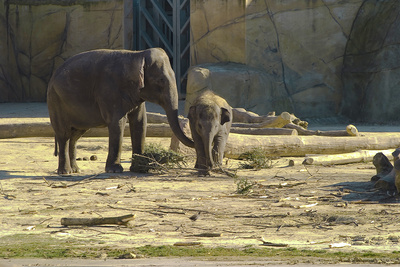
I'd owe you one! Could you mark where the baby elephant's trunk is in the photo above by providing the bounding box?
[205,137,215,170]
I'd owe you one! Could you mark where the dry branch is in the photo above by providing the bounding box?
[61,214,135,226]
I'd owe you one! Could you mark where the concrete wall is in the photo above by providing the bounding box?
[0,0,123,102]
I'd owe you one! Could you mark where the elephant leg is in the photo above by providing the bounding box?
[106,117,127,173]
[57,135,72,175]
[69,128,87,173]
[194,132,209,174]
[213,134,227,166]
[128,102,147,172]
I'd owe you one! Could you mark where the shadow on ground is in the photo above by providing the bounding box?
[327,181,400,203]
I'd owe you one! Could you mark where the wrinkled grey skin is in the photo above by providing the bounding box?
[47,48,194,175]
[188,91,232,175]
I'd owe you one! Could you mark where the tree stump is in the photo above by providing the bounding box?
[371,152,393,182]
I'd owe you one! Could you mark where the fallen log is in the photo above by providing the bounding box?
[284,124,359,136]
[232,111,292,128]
[0,122,55,139]
[61,214,135,226]
[0,123,174,139]
[232,108,269,123]
[88,123,173,138]
[231,127,297,135]
[224,133,400,158]
[302,149,394,165]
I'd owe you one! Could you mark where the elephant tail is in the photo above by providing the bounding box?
[54,136,58,157]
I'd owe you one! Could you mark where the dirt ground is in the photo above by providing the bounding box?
[1,134,400,260]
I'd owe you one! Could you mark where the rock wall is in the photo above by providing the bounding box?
[0,0,123,102]
[189,0,364,119]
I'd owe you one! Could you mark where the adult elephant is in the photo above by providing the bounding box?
[47,48,194,175]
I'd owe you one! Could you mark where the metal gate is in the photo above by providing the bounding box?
[133,0,190,96]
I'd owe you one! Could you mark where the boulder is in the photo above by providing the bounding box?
[184,63,292,116]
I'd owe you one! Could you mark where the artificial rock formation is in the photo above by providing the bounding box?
[190,0,363,119]
[341,0,400,122]
[0,0,123,102]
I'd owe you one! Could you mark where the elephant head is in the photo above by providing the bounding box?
[139,48,194,148]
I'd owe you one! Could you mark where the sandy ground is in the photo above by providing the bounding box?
[1,135,400,248]
[1,103,400,266]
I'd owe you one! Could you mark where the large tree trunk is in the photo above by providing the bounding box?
[285,124,358,136]
[0,122,175,139]
[231,127,297,135]
[224,133,400,158]
[302,149,394,165]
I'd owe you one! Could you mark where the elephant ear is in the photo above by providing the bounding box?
[188,106,196,121]
[220,107,231,125]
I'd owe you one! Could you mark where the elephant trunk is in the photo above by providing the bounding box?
[165,108,195,148]
[204,136,214,170]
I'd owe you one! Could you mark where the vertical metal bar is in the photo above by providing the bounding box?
[132,0,139,50]
[133,0,189,96]
[173,0,181,97]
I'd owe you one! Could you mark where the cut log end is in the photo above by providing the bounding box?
[346,124,359,136]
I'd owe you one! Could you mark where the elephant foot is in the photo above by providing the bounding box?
[57,167,73,175]
[197,167,211,176]
[71,165,80,173]
[106,164,123,173]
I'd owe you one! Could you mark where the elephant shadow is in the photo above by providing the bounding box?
[326,181,400,203]
[0,169,150,182]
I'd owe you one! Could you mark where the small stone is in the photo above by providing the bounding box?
[90,155,98,161]
[83,157,89,161]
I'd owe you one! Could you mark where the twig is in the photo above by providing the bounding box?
[43,173,101,188]
[0,182,16,199]
[157,205,214,214]
[213,164,237,178]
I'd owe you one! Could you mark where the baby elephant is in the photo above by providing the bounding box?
[188,91,232,175]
